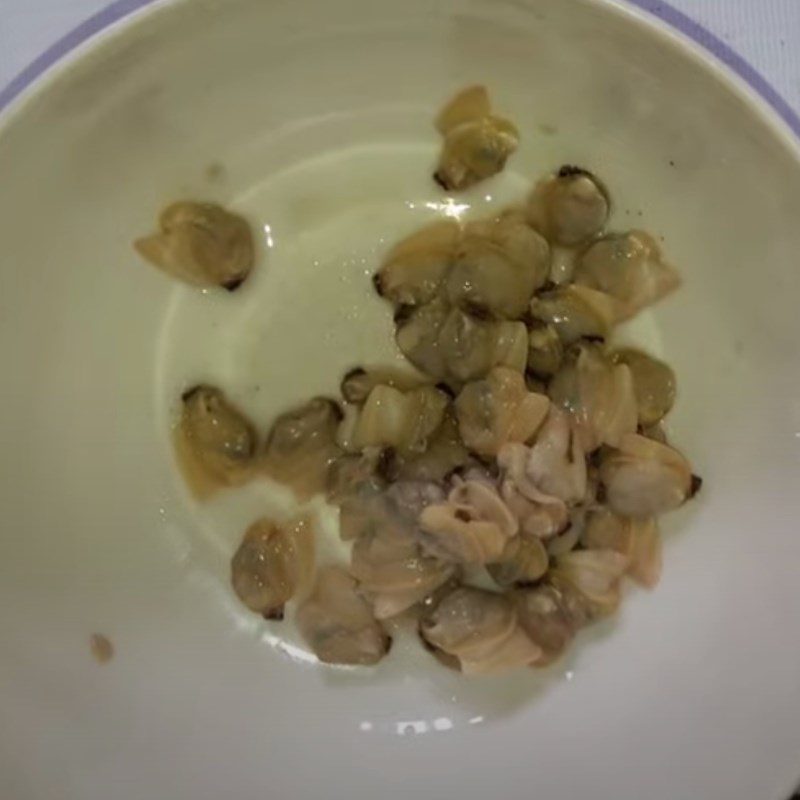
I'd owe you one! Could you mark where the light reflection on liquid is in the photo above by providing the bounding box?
[424,199,470,219]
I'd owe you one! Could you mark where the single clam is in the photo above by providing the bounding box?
[297,566,391,666]
[418,478,519,564]
[396,299,528,385]
[526,167,610,246]
[574,230,681,320]
[455,366,550,457]
[527,322,564,379]
[445,215,550,319]
[599,433,697,518]
[529,284,620,345]
[262,397,342,500]
[174,385,257,499]
[230,516,315,619]
[611,348,677,427]
[373,220,460,306]
[135,201,254,289]
[350,384,449,456]
[420,586,541,674]
[548,342,638,451]
[488,534,549,587]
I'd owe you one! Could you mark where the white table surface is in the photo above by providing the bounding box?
[0,0,797,797]
[1,0,798,116]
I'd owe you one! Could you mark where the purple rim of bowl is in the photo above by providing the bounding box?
[0,0,798,137]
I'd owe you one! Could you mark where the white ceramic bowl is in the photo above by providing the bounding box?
[1,1,799,798]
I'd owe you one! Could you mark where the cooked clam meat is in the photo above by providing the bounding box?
[434,86,519,191]
[135,201,254,290]
[297,566,391,666]
[548,342,638,451]
[526,167,610,246]
[262,397,342,500]
[351,505,455,619]
[418,478,519,564]
[420,586,541,674]
[529,284,620,345]
[518,406,588,504]
[513,582,586,665]
[611,348,677,427]
[231,516,316,619]
[396,299,528,385]
[455,367,550,457]
[350,384,449,456]
[339,365,423,404]
[574,230,681,320]
[488,533,549,587]
[551,548,630,617]
[527,322,564,379]
[446,215,550,319]
[582,508,663,588]
[600,433,696,518]
[383,410,473,483]
[373,220,460,306]
[175,385,257,499]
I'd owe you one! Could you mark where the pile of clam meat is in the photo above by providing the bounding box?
[166,161,700,674]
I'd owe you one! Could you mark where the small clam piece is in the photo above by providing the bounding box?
[418,479,519,564]
[435,85,492,133]
[373,220,461,306]
[524,407,588,504]
[513,583,584,665]
[551,549,630,617]
[497,442,570,537]
[326,448,388,505]
[340,366,423,404]
[529,284,620,345]
[394,298,451,380]
[488,534,549,587]
[627,517,663,588]
[396,300,528,385]
[231,517,315,619]
[580,507,664,586]
[526,167,610,246]
[338,479,388,541]
[574,230,681,320]
[386,411,473,483]
[611,348,677,426]
[297,566,391,666]
[599,433,695,518]
[455,367,550,457]
[580,509,663,588]
[420,586,541,674]
[527,322,564,379]
[351,511,455,620]
[434,86,519,191]
[492,320,530,374]
[445,216,550,319]
[549,342,638,451]
[581,507,635,558]
[175,385,257,499]
[351,384,449,455]
[501,477,569,540]
[135,201,254,290]
[262,397,342,500]
[545,521,581,557]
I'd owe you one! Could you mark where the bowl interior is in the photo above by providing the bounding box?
[1,1,799,798]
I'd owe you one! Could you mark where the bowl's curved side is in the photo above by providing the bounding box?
[1,0,799,143]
